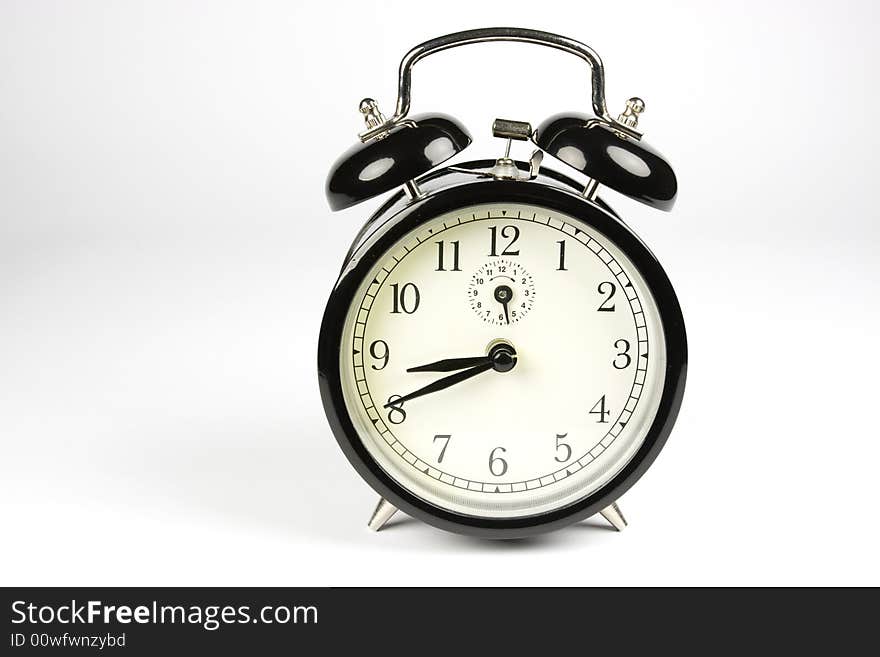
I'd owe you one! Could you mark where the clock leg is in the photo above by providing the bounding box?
[367,497,398,531]
[599,502,627,532]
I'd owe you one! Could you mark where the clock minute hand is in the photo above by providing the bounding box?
[407,355,491,373]
[384,361,494,408]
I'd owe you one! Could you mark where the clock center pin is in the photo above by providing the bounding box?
[488,342,517,373]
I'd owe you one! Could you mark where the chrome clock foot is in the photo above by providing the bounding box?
[599,502,627,531]
[367,497,398,531]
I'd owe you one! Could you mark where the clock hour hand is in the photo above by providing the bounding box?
[407,356,490,372]
[384,361,494,408]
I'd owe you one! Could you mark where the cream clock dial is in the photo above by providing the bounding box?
[339,203,666,519]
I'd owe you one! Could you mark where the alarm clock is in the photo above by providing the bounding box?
[318,28,686,539]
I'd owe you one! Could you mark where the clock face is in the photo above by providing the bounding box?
[338,202,666,519]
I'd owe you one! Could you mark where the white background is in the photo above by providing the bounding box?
[1,0,878,586]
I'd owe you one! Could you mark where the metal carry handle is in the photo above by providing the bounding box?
[360,27,639,141]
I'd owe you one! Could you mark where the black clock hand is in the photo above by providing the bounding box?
[384,361,494,408]
[494,285,512,325]
[407,356,490,372]
[390,343,517,408]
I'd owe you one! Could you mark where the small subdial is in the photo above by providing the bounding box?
[468,259,536,325]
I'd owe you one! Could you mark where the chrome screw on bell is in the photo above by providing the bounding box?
[583,97,645,201]
[359,98,387,130]
[616,97,645,129]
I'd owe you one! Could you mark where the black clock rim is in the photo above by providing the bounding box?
[318,179,687,539]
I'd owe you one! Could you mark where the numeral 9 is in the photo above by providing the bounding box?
[369,340,389,370]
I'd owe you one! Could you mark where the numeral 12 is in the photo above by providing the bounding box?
[488,225,520,257]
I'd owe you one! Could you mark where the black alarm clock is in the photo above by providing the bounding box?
[318,28,687,539]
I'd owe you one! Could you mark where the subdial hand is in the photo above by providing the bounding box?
[494,284,513,325]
